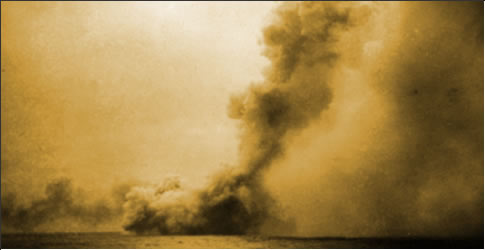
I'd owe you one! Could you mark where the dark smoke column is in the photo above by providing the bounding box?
[229,2,361,177]
[122,2,371,235]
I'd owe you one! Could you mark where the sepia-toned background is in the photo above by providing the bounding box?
[1,1,483,240]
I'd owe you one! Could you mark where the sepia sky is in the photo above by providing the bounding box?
[1,2,483,237]
[2,1,276,191]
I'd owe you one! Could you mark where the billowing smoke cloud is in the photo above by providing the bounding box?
[122,2,372,235]
[1,178,132,232]
[265,1,483,238]
[360,2,483,237]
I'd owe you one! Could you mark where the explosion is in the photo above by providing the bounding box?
[2,2,482,237]
[121,2,372,235]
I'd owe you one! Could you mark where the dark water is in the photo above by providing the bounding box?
[1,233,483,249]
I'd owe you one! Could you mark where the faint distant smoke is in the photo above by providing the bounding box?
[1,178,128,232]
[122,2,371,235]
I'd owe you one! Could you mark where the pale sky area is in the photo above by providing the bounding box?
[2,2,276,192]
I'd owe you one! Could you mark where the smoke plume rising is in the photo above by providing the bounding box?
[121,2,371,235]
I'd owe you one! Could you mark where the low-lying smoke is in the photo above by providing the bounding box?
[121,2,371,235]
[1,178,130,232]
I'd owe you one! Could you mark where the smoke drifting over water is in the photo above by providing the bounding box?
[121,2,370,235]
[2,178,130,232]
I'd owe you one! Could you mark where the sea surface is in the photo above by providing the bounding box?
[1,233,483,249]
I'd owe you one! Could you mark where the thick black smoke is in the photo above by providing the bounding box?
[122,2,372,235]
